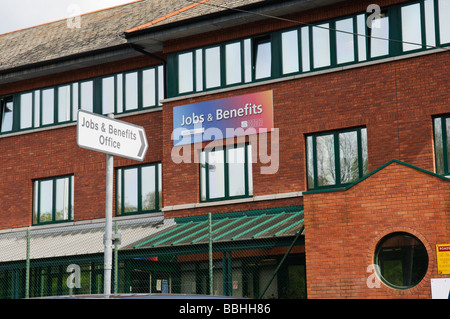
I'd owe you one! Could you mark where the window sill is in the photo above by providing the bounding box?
[161,191,303,212]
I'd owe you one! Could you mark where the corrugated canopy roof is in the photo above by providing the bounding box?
[126,206,304,250]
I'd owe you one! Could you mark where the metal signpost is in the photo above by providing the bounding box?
[77,110,148,295]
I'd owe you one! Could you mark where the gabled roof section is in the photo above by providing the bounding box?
[0,0,152,76]
[304,159,450,195]
[124,0,263,33]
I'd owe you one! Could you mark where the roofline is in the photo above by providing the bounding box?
[0,0,143,37]
[0,44,138,85]
[303,159,450,195]
[123,0,346,51]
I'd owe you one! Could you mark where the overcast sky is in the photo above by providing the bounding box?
[0,0,136,35]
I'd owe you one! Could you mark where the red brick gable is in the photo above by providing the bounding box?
[303,160,450,298]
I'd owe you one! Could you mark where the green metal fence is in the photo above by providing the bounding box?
[0,207,305,299]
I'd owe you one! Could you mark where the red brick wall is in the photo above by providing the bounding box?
[0,110,162,229]
[0,56,163,229]
[303,161,450,299]
[161,49,450,218]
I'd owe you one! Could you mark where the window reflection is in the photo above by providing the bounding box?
[316,134,336,186]
[282,30,299,74]
[339,131,359,184]
[226,42,242,85]
[125,72,138,111]
[42,88,54,125]
[116,163,161,215]
[80,81,93,112]
[143,69,156,107]
[301,27,310,72]
[313,24,331,68]
[102,76,115,114]
[439,0,450,44]
[141,165,156,211]
[254,36,271,79]
[307,127,368,189]
[200,145,252,201]
[227,146,246,197]
[33,176,73,225]
[336,19,354,64]
[58,85,71,122]
[20,93,33,129]
[424,0,436,47]
[208,149,225,199]
[124,168,138,213]
[402,4,422,51]
[370,13,389,58]
[205,46,221,88]
[178,52,193,93]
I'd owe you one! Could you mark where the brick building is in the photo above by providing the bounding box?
[0,0,449,299]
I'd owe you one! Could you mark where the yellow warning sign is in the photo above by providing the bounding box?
[436,244,450,275]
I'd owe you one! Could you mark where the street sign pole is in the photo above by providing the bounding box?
[104,115,114,296]
[77,110,148,296]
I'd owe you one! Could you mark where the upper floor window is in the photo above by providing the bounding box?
[306,127,368,190]
[168,0,449,98]
[200,144,253,202]
[0,65,164,135]
[116,163,162,215]
[433,115,450,176]
[33,175,74,225]
[0,96,14,133]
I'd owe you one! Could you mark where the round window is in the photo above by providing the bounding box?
[375,232,428,289]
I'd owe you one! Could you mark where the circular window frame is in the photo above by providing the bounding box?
[374,232,429,290]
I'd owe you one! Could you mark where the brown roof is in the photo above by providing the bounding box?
[0,0,265,73]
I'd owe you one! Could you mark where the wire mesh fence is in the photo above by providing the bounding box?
[0,208,306,299]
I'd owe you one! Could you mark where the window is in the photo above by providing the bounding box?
[312,23,331,68]
[375,232,428,289]
[200,144,252,201]
[226,42,242,85]
[369,11,389,58]
[281,30,299,74]
[253,36,271,80]
[33,175,74,225]
[306,127,368,189]
[336,18,355,64]
[205,46,221,88]
[116,163,161,215]
[438,0,450,44]
[0,96,13,132]
[401,3,423,52]
[178,52,194,94]
[433,115,450,175]
[0,66,164,135]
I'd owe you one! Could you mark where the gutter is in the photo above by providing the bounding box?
[127,43,167,101]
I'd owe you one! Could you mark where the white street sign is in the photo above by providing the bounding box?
[77,110,148,161]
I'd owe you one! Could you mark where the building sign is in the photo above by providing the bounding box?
[436,244,450,275]
[77,110,148,161]
[172,90,273,146]
[431,278,450,299]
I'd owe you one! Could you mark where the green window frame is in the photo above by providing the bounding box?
[200,143,253,202]
[33,175,74,225]
[374,232,428,289]
[167,0,449,98]
[0,65,164,135]
[433,114,450,175]
[116,162,162,215]
[0,96,14,133]
[306,127,368,190]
